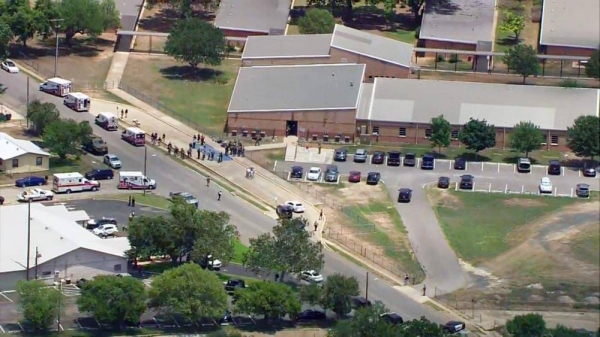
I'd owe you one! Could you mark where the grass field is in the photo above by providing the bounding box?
[427,188,578,264]
[570,227,600,266]
[106,193,173,209]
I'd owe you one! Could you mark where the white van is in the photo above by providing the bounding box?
[95,112,118,131]
[117,171,156,190]
[121,127,146,146]
[39,77,72,96]
[52,172,100,194]
[64,92,91,112]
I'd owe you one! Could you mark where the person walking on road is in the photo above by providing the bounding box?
[218,191,222,201]
[131,197,136,207]
[319,209,324,220]
[422,284,427,296]
[206,176,211,187]
[314,221,318,232]
[404,274,410,285]
[128,195,132,206]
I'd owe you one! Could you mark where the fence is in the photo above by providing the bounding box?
[118,82,228,141]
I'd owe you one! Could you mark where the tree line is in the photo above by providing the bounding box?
[427,115,600,160]
[0,0,120,59]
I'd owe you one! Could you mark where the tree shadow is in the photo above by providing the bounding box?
[455,152,492,162]
[497,37,519,48]
[561,158,599,170]
[424,0,461,15]
[502,155,540,165]
[9,35,113,59]
[138,7,215,33]
[431,151,448,159]
[159,66,223,82]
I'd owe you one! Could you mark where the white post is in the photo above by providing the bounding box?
[273,160,277,172]
[449,161,452,170]
[275,197,277,207]
[472,182,475,191]
[481,162,484,171]
[513,165,516,173]
[562,167,565,176]
[521,185,524,194]
[504,184,508,194]
[554,187,557,196]
[570,188,573,198]
[497,163,500,172]
[489,183,492,192]
[455,182,458,191]
[465,161,468,170]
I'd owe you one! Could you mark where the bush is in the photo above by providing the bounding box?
[414,26,420,39]
[436,54,445,62]
[213,73,229,85]
[449,54,459,63]
[560,79,586,88]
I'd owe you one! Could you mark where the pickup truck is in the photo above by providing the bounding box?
[17,188,54,202]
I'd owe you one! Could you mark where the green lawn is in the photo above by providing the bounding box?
[233,240,249,264]
[385,29,417,44]
[104,193,172,209]
[570,228,600,267]
[428,189,579,264]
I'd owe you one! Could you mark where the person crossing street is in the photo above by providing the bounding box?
[218,191,222,201]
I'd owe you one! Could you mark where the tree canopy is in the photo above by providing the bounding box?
[0,21,11,60]
[459,118,497,156]
[320,273,360,317]
[298,8,335,34]
[243,217,324,281]
[566,115,600,160]
[57,0,120,45]
[506,313,547,337]
[17,280,63,332]
[165,18,225,68]
[42,118,92,159]
[502,44,540,84]
[509,121,544,157]
[585,47,600,80]
[429,115,452,154]
[499,12,525,42]
[27,100,60,135]
[233,281,301,320]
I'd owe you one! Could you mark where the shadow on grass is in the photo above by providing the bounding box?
[455,152,493,162]
[10,36,114,59]
[160,66,224,82]
[138,7,216,33]
[496,37,519,48]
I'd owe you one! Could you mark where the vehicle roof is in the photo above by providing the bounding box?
[69,92,89,99]
[106,154,119,158]
[455,157,465,161]
[461,174,474,178]
[356,149,367,153]
[287,200,302,204]
[577,183,590,187]
[98,112,117,118]
[405,152,415,156]
[367,172,380,175]
[47,77,71,84]
[292,166,303,170]
[119,171,144,177]
[399,188,412,192]
[439,176,450,180]
[388,150,400,154]
[541,177,551,182]
[326,165,338,169]
[423,154,434,158]
[4,59,15,64]
[518,157,531,162]
[54,172,84,179]
[309,167,321,170]
[126,127,145,134]
[349,171,361,174]
[19,175,43,179]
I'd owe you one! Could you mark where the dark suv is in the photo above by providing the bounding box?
[459,175,474,190]
[403,153,416,166]
[224,279,246,293]
[291,166,303,179]
[548,160,561,175]
[454,158,466,170]
[276,204,294,219]
[387,151,401,166]
[421,154,435,170]
[85,168,114,181]
[397,188,412,202]
[334,148,348,162]
[371,151,385,165]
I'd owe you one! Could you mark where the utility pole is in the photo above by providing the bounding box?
[143,145,147,196]
[26,77,29,128]
[50,19,64,78]
[365,272,369,301]
[56,281,62,331]
[25,199,32,280]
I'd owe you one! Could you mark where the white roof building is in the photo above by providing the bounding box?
[0,132,50,160]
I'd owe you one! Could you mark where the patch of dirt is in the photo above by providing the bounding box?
[426,186,463,210]
[503,198,545,207]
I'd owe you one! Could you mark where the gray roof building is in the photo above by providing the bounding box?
[242,34,333,59]
[540,0,600,49]
[214,0,292,34]
[331,24,413,67]
[365,78,600,130]
[419,0,495,44]
[228,64,366,112]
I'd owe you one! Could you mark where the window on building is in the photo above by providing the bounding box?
[425,129,433,138]
[551,135,559,145]
[451,130,459,140]
[372,126,380,135]
[40,271,52,278]
[36,157,43,166]
[12,159,18,168]
[541,134,548,145]
[114,264,122,272]
[398,127,407,137]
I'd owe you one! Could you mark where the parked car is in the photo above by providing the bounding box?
[421,154,435,170]
[85,168,114,181]
[397,188,412,203]
[517,158,531,173]
[103,154,122,169]
[582,163,597,177]
[291,166,304,179]
[387,151,401,166]
[352,296,372,309]
[442,321,466,333]
[403,153,416,166]
[371,151,385,164]
[539,177,553,193]
[454,158,466,170]
[286,201,305,213]
[85,217,117,230]
[576,183,590,198]
[381,312,404,325]
[75,278,88,288]
[199,254,222,271]
[348,171,361,183]
[0,195,4,205]
[15,176,47,187]
[333,148,348,162]
[354,149,368,163]
[366,172,381,185]
[92,224,118,237]
[438,176,450,189]
[459,175,474,190]
[324,165,339,182]
[276,204,294,219]
[297,309,326,321]
[1,59,19,73]
[307,167,321,181]
[169,192,199,208]
[300,270,324,283]
[224,279,246,293]
[548,160,561,175]
[17,189,54,202]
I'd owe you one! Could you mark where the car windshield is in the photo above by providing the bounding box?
[6,61,15,67]
[110,157,119,161]
[579,186,589,191]
[541,180,551,185]
[356,150,365,155]
[405,154,415,159]
[310,169,319,173]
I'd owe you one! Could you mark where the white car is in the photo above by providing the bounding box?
[17,188,54,202]
[539,177,553,194]
[300,270,324,283]
[209,258,222,270]
[1,59,19,73]
[92,224,118,236]
[103,154,122,169]
[286,201,305,213]
[306,167,321,181]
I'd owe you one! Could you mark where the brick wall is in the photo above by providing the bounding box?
[241,56,332,67]
[544,45,596,57]
[329,48,411,80]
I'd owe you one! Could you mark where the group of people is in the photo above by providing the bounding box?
[245,167,255,179]
[224,140,245,157]
[150,133,165,145]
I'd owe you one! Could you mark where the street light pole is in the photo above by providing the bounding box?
[50,19,64,77]
[143,145,147,196]
[26,77,29,128]
[365,272,369,301]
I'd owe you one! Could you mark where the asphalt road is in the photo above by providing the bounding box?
[0,71,452,323]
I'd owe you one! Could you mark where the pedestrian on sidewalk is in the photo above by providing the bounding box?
[404,274,410,285]
[129,211,135,222]
[422,284,427,296]
[314,221,318,232]
[197,148,201,159]
[187,148,192,158]
[131,197,136,207]
[128,195,132,206]
[202,151,206,160]
[218,152,223,163]
[206,176,211,187]
[217,191,222,201]
[162,134,166,142]
[200,135,205,145]
[319,209,323,220]
[125,109,128,118]
[120,110,124,119]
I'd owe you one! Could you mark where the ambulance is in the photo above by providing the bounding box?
[121,127,146,146]
[117,171,156,190]
[64,92,91,112]
[52,172,100,194]
[39,77,72,96]
[95,112,118,131]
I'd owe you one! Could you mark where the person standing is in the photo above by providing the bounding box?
[314,221,318,232]
[206,176,211,187]
[217,191,222,201]
[131,197,136,207]
[319,209,324,220]
[128,195,132,206]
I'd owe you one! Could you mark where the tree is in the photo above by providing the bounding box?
[550,325,595,337]
[566,115,600,160]
[429,115,452,154]
[407,0,425,21]
[34,0,60,39]
[0,21,12,60]
[233,281,301,320]
[502,44,540,84]
[506,313,547,337]
[399,317,448,336]
[499,12,525,42]
[77,275,147,327]
[16,280,63,331]
[57,0,120,46]
[320,273,359,318]
[190,211,239,265]
[243,217,324,282]
[509,121,543,157]
[585,47,600,80]
[299,283,323,306]
[459,118,497,158]
[5,3,39,47]
[298,9,335,34]
[42,118,92,159]
[165,18,225,68]
[149,263,228,322]
[26,100,60,135]
[328,302,401,337]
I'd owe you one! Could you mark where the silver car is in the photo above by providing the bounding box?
[103,154,122,169]
[354,149,367,163]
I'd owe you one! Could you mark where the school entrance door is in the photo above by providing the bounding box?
[286,120,298,136]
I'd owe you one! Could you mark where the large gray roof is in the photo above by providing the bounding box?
[365,78,600,131]
[214,0,292,34]
[228,64,366,112]
[242,34,333,59]
[540,0,600,49]
[419,0,495,44]
[331,24,413,67]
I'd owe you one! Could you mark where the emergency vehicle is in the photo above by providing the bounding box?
[39,77,72,96]
[121,127,146,146]
[95,112,118,131]
[52,172,100,194]
[117,171,156,190]
[64,92,91,112]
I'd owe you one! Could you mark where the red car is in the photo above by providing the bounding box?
[348,171,361,183]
